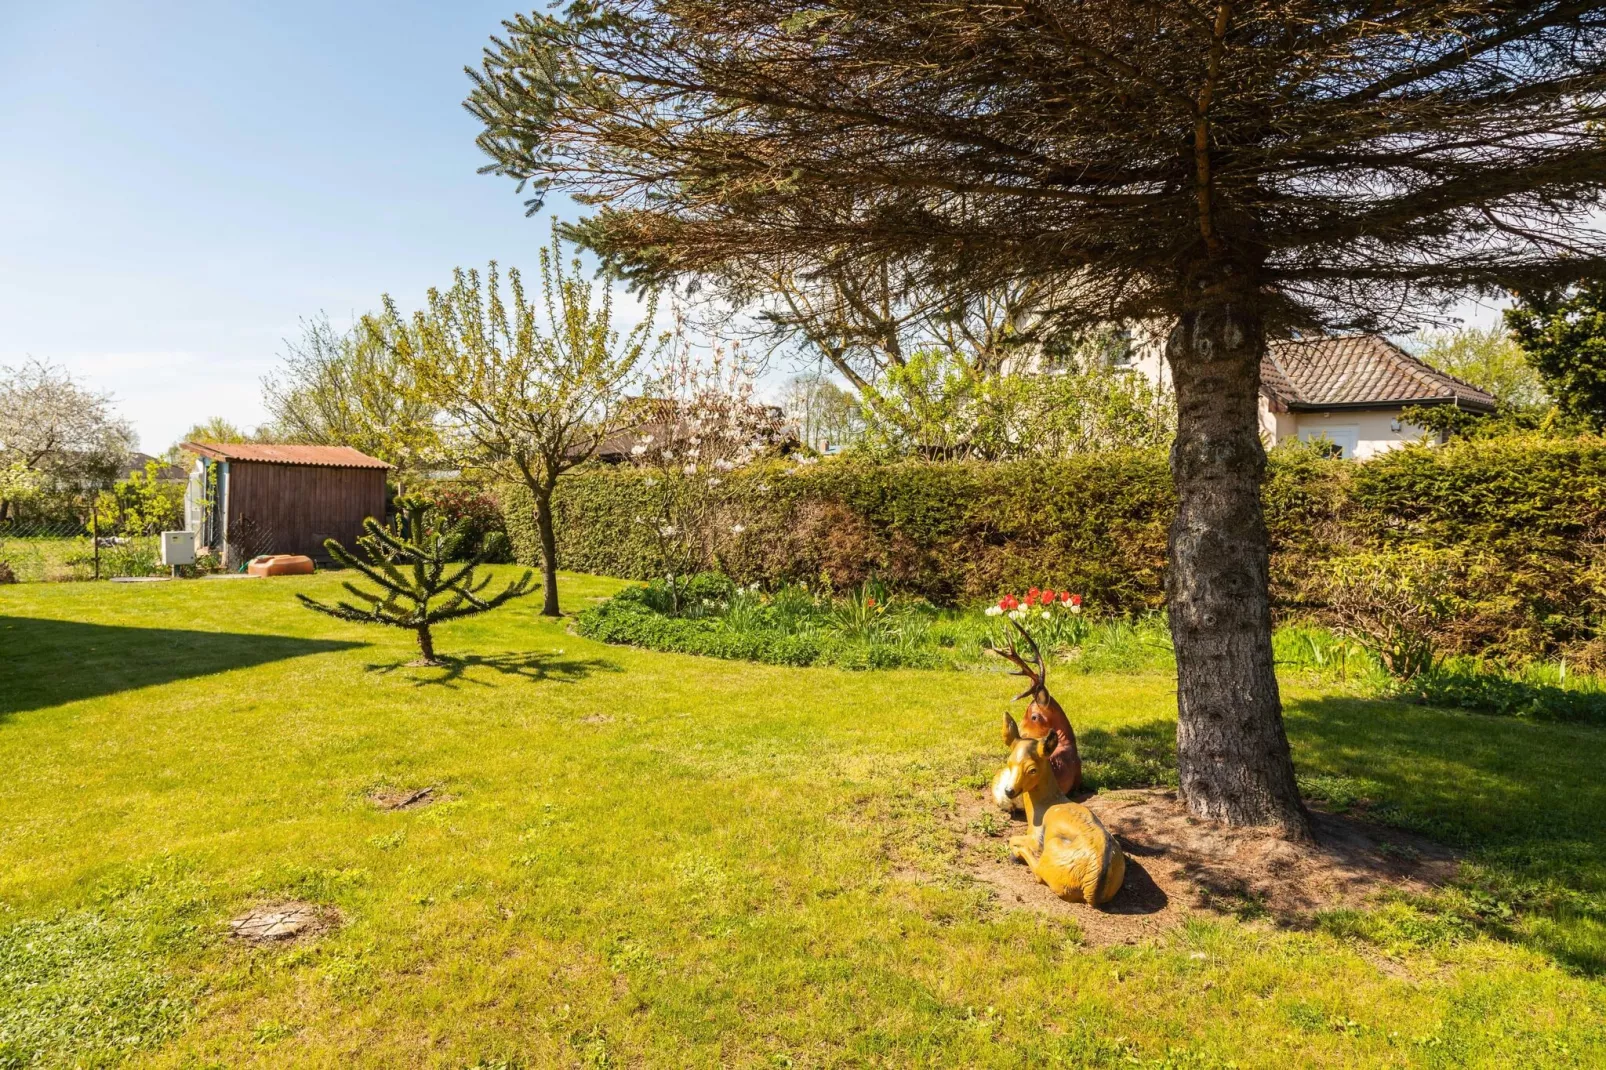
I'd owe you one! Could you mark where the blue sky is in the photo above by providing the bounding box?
[0,1,604,453]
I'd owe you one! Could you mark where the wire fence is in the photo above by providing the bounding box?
[0,518,286,583]
[0,519,169,583]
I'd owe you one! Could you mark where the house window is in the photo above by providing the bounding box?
[1299,425,1359,459]
[1105,329,1135,368]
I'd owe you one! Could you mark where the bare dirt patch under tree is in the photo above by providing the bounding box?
[958,788,1458,947]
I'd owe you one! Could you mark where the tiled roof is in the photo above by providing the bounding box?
[1262,336,1497,413]
[183,443,393,468]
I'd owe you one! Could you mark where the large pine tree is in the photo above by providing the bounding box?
[466,2,1606,835]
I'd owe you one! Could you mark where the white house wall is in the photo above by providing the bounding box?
[1280,408,1433,459]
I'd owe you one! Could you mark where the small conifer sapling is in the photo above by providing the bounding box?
[298,497,536,665]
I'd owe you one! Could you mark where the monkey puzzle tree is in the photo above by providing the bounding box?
[298,498,536,665]
[467,2,1606,836]
[375,224,664,616]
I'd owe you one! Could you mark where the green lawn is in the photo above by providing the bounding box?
[1,572,1603,1068]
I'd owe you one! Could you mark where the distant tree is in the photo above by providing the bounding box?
[471,2,1606,836]
[779,374,862,452]
[1413,327,1549,410]
[855,342,1174,460]
[1506,280,1606,429]
[299,497,535,665]
[378,225,663,616]
[94,459,184,535]
[262,314,442,476]
[177,417,257,445]
[0,359,134,518]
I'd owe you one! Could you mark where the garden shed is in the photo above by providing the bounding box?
[182,443,391,566]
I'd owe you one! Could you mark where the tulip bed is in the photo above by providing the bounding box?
[576,572,1177,672]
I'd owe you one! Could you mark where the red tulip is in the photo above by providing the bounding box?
[1071,594,1083,606]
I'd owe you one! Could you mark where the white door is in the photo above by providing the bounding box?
[1299,424,1360,459]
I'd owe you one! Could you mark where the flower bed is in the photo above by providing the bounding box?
[575,573,1175,672]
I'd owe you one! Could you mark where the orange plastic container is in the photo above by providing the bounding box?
[247,554,315,577]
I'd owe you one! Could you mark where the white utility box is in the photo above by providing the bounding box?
[161,530,196,566]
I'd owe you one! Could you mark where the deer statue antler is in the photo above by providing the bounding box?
[991,619,1049,701]
[987,618,1082,795]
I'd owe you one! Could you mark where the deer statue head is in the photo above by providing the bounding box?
[993,715,1061,808]
[989,620,1082,795]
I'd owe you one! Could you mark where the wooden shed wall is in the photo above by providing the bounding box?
[225,462,387,559]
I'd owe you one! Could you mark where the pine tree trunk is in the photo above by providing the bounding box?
[1165,287,1310,839]
[416,623,437,665]
[534,485,561,617]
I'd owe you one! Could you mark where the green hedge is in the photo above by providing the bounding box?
[502,436,1606,661]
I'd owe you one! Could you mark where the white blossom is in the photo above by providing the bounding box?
[707,477,722,487]
[730,523,746,534]
[630,444,647,457]
[1007,609,1025,621]
[984,605,1004,617]
[683,463,698,475]
[1070,604,1083,615]
[659,525,677,537]
[1041,610,1053,620]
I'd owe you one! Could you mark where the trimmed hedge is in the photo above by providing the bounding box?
[503,436,1606,662]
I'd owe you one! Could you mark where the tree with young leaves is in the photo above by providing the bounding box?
[376,224,663,616]
[262,314,442,477]
[1507,279,1606,428]
[298,497,535,665]
[467,2,1606,836]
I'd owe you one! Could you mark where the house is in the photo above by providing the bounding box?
[117,452,188,483]
[1125,332,1496,459]
[182,443,391,566]
[589,397,800,465]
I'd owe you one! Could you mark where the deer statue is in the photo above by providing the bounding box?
[990,621,1082,798]
[994,715,1126,906]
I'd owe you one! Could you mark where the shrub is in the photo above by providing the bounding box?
[1392,660,1606,725]
[1317,547,1488,679]
[411,481,510,562]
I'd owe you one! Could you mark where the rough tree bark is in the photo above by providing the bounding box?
[1165,274,1310,839]
[533,484,562,617]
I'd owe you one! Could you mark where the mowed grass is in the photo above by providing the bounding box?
[1,572,1604,1068]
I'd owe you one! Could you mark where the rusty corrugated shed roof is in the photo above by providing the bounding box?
[183,443,393,469]
[1262,336,1497,412]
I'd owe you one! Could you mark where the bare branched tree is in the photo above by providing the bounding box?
[466,2,1606,836]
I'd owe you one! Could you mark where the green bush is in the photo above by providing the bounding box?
[511,436,1606,662]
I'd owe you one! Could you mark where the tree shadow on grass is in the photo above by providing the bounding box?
[0,615,364,721]
[364,650,621,689]
[1285,693,1606,976]
[1068,700,1606,973]
[1077,719,1179,792]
